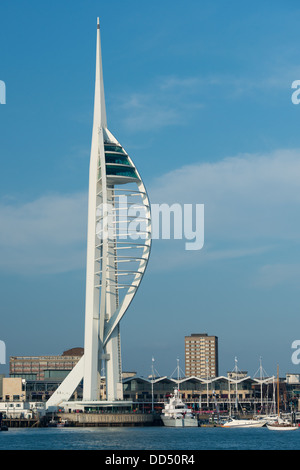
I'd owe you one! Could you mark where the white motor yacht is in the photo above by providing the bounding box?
[221,417,268,428]
[161,389,198,427]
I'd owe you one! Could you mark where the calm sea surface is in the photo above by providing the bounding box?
[0,426,299,450]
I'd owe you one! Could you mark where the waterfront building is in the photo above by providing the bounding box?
[1,378,25,402]
[3,347,136,402]
[286,373,300,384]
[46,18,151,409]
[122,375,256,403]
[6,349,84,402]
[227,370,248,380]
[9,348,84,382]
[2,359,300,415]
[0,399,46,419]
[0,374,4,399]
[185,333,218,378]
[122,374,277,414]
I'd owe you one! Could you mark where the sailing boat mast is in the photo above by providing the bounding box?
[259,357,263,410]
[272,375,276,415]
[151,357,155,413]
[277,364,280,417]
[234,357,238,411]
[206,359,209,408]
[171,358,183,393]
[254,356,268,412]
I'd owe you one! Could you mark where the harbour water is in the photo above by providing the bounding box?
[0,426,299,450]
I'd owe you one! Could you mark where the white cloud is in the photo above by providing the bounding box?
[147,148,300,281]
[0,192,87,274]
[254,263,300,288]
[147,242,272,273]
[115,76,204,132]
[113,62,300,133]
[150,148,300,242]
[120,93,181,131]
[1,148,300,278]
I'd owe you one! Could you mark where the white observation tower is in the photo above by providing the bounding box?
[47,18,151,408]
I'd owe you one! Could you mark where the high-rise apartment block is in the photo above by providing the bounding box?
[185,333,218,378]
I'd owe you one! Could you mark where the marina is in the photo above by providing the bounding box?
[1,362,299,430]
[0,426,300,451]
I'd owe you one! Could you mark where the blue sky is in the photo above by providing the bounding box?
[1,0,300,379]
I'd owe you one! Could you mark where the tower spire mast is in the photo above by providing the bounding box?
[94,17,107,129]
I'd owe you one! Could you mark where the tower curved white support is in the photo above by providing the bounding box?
[46,19,151,408]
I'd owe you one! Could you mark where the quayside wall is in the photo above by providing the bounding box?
[56,412,161,427]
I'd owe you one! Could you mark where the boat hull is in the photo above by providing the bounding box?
[162,416,198,427]
[267,424,298,431]
[222,420,267,428]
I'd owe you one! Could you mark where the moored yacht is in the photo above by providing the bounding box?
[161,389,198,427]
[221,417,268,428]
[266,421,298,431]
[266,366,299,430]
[266,415,299,431]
